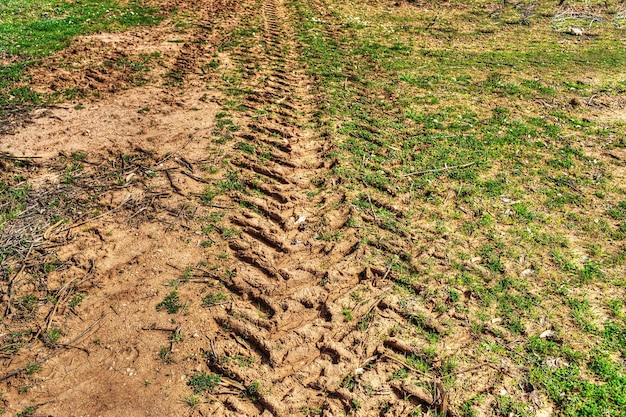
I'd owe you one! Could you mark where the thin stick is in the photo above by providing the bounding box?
[426,11,441,30]
[126,206,147,221]
[166,170,184,195]
[32,277,78,343]
[382,261,393,281]
[179,278,219,284]
[142,326,178,332]
[0,154,42,160]
[180,170,210,184]
[403,162,475,177]
[367,193,377,221]
[5,242,34,316]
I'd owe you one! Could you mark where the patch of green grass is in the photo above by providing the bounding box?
[0,0,162,58]
[202,292,227,306]
[45,326,62,346]
[244,380,261,400]
[339,374,356,391]
[389,368,409,381]
[495,396,531,417]
[68,293,84,308]
[0,0,163,113]
[215,171,245,193]
[187,372,221,394]
[603,320,626,355]
[341,306,353,321]
[14,294,38,314]
[184,394,201,409]
[236,141,255,155]
[159,346,173,363]
[291,0,626,413]
[156,290,184,314]
[25,363,41,375]
[234,355,254,367]
[221,227,240,239]
[529,352,626,416]
[0,177,30,230]
[16,406,35,417]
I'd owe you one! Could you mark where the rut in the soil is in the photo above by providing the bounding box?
[199,0,445,415]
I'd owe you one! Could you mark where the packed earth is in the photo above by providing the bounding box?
[1,0,626,416]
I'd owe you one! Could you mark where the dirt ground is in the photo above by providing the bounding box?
[1,0,453,415]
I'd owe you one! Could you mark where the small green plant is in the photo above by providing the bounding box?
[184,394,201,409]
[341,306,353,321]
[389,368,409,381]
[159,346,173,364]
[201,187,216,204]
[339,375,356,391]
[234,355,254,367]
[187,372,221,393]
[496,395,531,417]
[351,399,361,411]
[357,311,374,331]
[156,291,184,314]
[202,292,227,306]
[15,294,37,313]
[25,363,41,375]
[207,211,224,223]
[16,406,35,417]
[181,265,194,280]
[70,151,87,161]
[317,231,342,242]
[221,228,240,239]
[170,331,184,343]
[236,141,255,154]
[301,406,323,416]
[245,381,261,399]
[45,327,62,346]
[68,293,84,308]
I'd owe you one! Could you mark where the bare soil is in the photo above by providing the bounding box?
[1,0,456,415]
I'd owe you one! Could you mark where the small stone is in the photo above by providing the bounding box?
[539,330,554,339]
[569,27,584,36]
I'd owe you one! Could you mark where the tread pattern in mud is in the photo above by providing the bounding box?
[199,0,447,415]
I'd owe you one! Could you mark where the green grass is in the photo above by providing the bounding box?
[0,0,161,57]
[202,292,227,307]
[156,290,184,314]
[290,0,626,414]
[187,372,221,394]
[0,0,163,113]
[0,169,30,231]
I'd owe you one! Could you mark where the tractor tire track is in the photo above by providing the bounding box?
[201,0,433,415]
